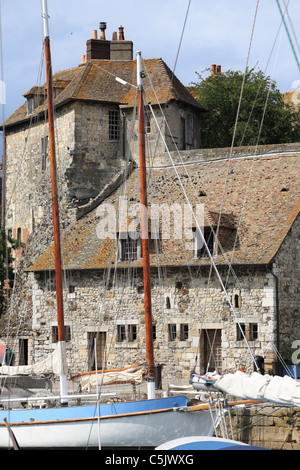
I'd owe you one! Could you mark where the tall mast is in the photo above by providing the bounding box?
[41,0,68,403]
[137,51,155,400]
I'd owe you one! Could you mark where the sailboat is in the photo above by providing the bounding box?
[0,0,222,449]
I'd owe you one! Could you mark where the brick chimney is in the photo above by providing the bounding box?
[86,22,110,61]
[85,23,133,62]
[110,26,133,60]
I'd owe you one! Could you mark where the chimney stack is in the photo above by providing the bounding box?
[211,64,221,75]
[85,23,133,62]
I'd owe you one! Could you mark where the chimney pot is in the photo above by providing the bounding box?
[112,31,118,40]
[119,26,125,41]
[211,64,217,75]
[92,30,98,40]
[216,65,221,73]
[99,22,107,40]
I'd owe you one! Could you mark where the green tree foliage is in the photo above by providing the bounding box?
[0,227,22,317]
[191,68,300,148]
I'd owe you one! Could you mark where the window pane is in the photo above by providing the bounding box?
[117,325,126,342]
[168,324,176,341]
[121,236,138,261]
[109,110,120,140]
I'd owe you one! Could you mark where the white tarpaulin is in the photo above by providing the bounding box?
[0,342,67,376]
[215,371,300,406]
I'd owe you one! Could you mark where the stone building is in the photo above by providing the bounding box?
[1,25,300,385]
[2,25,205,248]
[23,143,299,382]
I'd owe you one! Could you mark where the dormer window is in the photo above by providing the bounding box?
[118,233,141,261]
[193,227,215,258]
[27,96,34,115]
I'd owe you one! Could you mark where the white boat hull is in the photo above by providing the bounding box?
[0,396,217,449]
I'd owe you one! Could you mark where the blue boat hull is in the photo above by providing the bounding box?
[0,396,217,448]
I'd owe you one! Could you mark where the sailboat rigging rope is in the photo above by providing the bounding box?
[171,0,192,82]
[215,0,260,246]
[276,0,300,71]
[148,103,259,370]
[143,57,255,373]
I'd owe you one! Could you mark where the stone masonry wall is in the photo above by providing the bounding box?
[23,264,277,383]
[272,214,300,359]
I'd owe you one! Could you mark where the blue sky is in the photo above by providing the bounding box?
[0,0,299,122]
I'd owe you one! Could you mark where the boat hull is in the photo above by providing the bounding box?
[0,396,217,449]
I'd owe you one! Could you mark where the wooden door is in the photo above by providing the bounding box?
[88,332,107,371]
[200,329,222,373]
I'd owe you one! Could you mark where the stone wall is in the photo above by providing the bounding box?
[228,403,300,450]
[272,214,300,361]
[16,263,278,382]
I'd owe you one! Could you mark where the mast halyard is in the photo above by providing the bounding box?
[41,0,68,403]
[137,51,156,400]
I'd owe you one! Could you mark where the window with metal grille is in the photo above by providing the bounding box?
[120,236,139,261]
[109,110,120,140]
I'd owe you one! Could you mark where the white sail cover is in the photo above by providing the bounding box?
[0,343,67,376]
[215,371,300,406]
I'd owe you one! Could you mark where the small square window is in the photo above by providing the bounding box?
[52,326,71,343]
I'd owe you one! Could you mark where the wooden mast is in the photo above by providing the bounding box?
[137,51,156,400]
[41,0,68,403]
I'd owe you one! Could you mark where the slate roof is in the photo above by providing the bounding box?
[28,150,300,272]
[2,58,205,128]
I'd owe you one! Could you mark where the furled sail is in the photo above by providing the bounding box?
[72,364,146,392]
[215,370,300,407]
